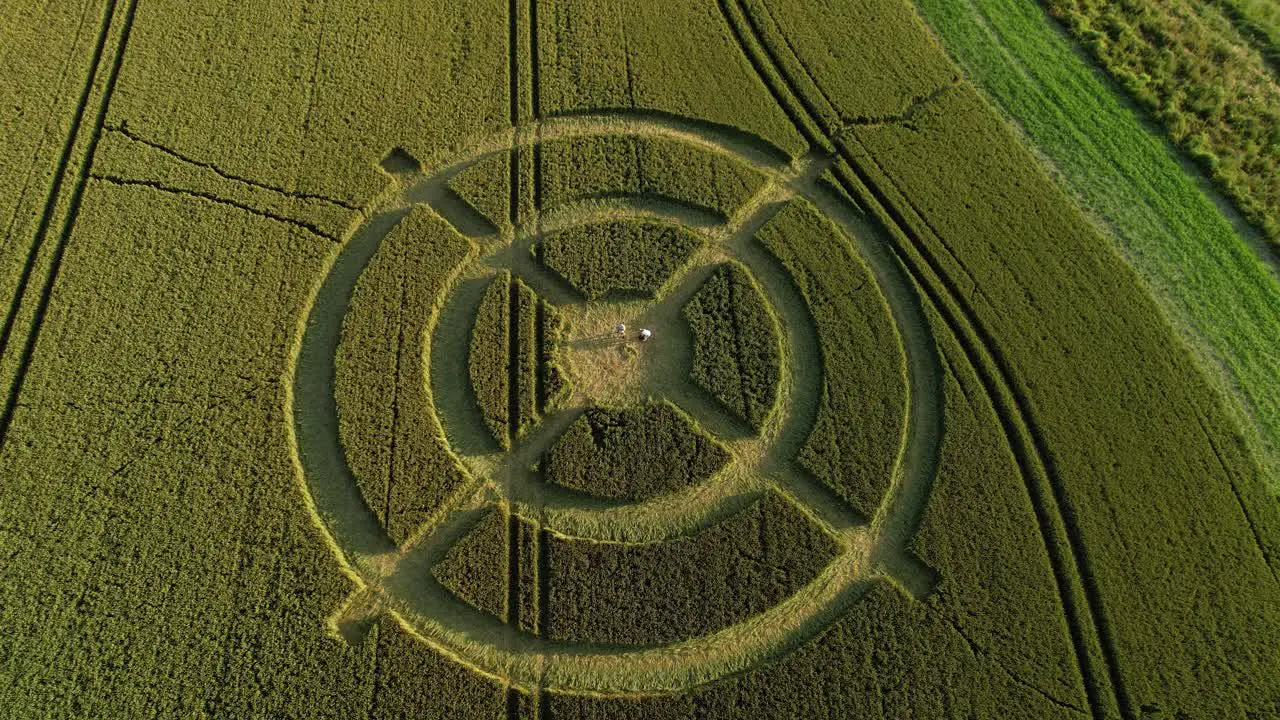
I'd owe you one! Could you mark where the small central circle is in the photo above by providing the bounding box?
[557,300,684,408]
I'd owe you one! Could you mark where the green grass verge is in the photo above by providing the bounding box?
[543,401,731,501]
[431,507,507,620]
[1040,0,1280,249]
[913,0,1280,492]
[683,261,781,430]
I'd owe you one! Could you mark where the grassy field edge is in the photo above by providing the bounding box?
[914,0,1280,494]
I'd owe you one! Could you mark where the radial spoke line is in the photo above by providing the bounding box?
[766,462,865,535]
[505,250,584,306]
[500,405,587,479]
[661,373,754,441]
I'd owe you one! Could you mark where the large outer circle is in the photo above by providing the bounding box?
[286,112,943,696]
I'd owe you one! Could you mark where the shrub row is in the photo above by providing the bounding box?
[1044,0,1280,248]
[682,261,781,430]
[542,401,731,501]
[1210,0,1280,63]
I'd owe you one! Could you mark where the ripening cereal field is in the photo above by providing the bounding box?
[1,0,1277,717]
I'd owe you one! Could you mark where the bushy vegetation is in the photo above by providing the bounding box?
[915,0,1280,492]
[336,208,474,545]
[542,401,731,501]
[1044,0,1280,249]
[756,200,906,519]
[542,492,837,645]
[539,220,702,300]
[1212,0,1280,62]
[682,261,781,430]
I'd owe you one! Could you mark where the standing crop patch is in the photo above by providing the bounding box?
[539,220,703,300]
[682,261,782,430]
[468,273,513,448]
[537,135,765,218]
[542,401,731,501]
[468,272,571,448]
[542,492,838,645]
[755,199,907,519]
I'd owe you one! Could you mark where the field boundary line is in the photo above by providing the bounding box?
[1195,415,1280,586]
[0,0,141,452]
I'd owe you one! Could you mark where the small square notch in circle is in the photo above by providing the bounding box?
[380,146,421,177]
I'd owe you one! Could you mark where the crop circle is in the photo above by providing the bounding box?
[286,112,943,696]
